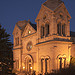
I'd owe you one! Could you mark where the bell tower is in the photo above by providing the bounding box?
[35,0,71,43]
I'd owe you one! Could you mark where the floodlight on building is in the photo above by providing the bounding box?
[30,67,32,70]
[23,66,25,70]
[28,31,31,34]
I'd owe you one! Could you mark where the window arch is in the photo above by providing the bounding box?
[45,58,50,73]
[45,24,49,36]
[57,23,61,35]
[41,58,44,73]
[59,57,66,70]
[57,55,66,70]
[41,25,45,38]
[41,56,50,73]
[57,23,66,36]
[24,55,33,72]
[62,24,65,36]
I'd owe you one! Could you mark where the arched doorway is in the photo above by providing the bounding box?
[24,55,33,73]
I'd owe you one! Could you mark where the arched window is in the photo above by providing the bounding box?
[57,23,66,36]
[41,57,50,73]
[59,57,66,70]
[45,58,49,73]
[24,55,33,72]
[57,23,61,35]
[41,26,44,38]
[59,58,62,70]
[62,24,65,36]
[41,58,44,73]
[45,24,49,36]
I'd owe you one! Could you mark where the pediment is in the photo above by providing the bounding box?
[12,25,21,35]
[35,5,53,23]
[55,3,71,20]
[22,23,36,37]
[35,1,71,22]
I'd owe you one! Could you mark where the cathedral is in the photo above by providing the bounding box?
[13,0,75,75]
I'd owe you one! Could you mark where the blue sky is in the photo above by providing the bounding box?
[0,0,75,42]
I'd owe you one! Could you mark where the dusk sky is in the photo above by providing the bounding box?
[0,0,75,43]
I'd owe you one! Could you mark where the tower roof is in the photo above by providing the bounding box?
[43,0,63,10]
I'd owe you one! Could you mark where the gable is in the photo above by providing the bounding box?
[35,4,53,22]
[12,25,21,35]
[54,3,71,20]
[35,0,71,22]
[22,23,36,37]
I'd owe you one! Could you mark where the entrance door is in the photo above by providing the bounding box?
[25,56,33,73]
[29,64,31,72]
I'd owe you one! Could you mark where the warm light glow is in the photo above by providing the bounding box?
[0,62,1,64]
[23,66,25,70]
[30,45,32,48]
[28,31,31,34]
[30,67,32,69]
[62,59,65,62]
[59,59,60,61]
[63,55,66,57]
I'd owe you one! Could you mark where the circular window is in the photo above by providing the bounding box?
[26,41,32,51]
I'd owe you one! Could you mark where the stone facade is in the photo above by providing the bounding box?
[12,0,75,75]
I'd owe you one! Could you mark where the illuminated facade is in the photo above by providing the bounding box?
[13,0,75,75]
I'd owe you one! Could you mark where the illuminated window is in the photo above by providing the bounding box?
[25,57,32,72]
[41,58,50,73]
[59,57,66,70]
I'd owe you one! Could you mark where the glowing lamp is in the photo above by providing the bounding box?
[30,67,32,70]
[28,31,31,34]
[23,66,25,70]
